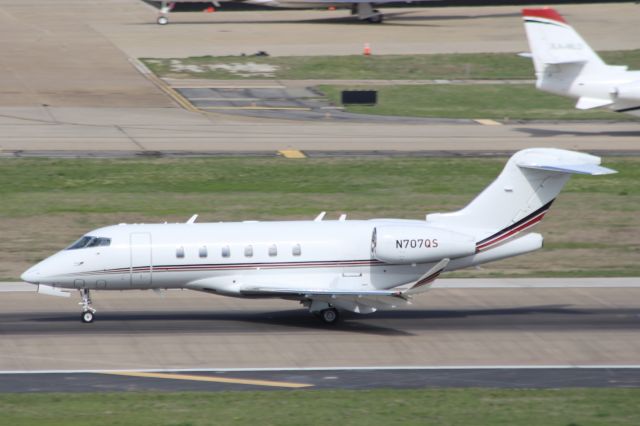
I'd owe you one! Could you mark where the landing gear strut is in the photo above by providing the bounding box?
[79,289,96,323]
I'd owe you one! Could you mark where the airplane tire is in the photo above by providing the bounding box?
[367,13,383,24]
[157,16,169,25]
[81,311,94,323]
[320,308,339,324]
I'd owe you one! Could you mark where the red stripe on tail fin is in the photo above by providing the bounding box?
[522,8,566,24]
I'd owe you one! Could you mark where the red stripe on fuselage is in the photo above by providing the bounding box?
[476,211,547,251]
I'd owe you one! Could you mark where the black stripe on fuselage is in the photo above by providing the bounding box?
[615,105,640,113]
[68,259,386,276]
[476,199,555,247]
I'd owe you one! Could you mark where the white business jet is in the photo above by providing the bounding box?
[148,0,419,25]
[523,8,640,117]
[22,148,615,324]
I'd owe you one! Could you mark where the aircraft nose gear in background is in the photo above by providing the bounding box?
[79,289,96,323]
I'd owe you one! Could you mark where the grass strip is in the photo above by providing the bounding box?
[0,388,639,426]
[141,50,640,80]
[319,84,633,120]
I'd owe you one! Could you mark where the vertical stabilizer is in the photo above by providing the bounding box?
[523,8,605,73]
[427,149,615,251]
[522,8,622,104]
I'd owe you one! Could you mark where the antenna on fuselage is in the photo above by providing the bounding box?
[314,212,326,221]
[186,214,198,224]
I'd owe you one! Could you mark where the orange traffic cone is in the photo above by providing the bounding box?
[363,43,371,56]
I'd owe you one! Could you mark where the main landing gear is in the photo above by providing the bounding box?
[79,289,96,323]
[353,3,384,24]
[319,308,340,324]
[157,1,175,25]
[307,300,340,324]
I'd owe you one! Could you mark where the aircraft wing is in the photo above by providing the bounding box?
[240,258,449,313]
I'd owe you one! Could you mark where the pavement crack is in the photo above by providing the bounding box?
[115,125,145,152]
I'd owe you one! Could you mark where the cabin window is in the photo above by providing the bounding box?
[292,243,301,257]
[221,245,230,258]
[176,246,185,258]
[268,244,277,257]
[199,246,208,258]
[244,245,253,257]
[66,236,111,250]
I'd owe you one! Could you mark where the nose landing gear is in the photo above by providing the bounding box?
[79,289,96,323]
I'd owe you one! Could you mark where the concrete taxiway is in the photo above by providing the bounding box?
[1,106,638,154]
[0,1,638,156]
[1,278,639,372]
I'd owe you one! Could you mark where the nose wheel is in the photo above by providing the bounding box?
[79,289,96,323]
[81,311,95,323]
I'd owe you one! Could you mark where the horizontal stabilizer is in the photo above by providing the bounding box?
[518,162,616,176]
[516,149,617,176]
[576,97,613,110]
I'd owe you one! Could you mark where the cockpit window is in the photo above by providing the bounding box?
[66,236,111,250]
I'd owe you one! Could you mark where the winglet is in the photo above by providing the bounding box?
[401,258,450,297]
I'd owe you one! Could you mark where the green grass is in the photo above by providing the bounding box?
[1,157,636,216]
[1,157,638,279]
[0,388,639,426]
[319,84,632,120]
[141,50,640,80]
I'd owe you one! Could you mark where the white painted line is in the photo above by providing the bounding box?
[0,283,35,292]
[2,365,640,375]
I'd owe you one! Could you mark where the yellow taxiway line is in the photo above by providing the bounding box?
[278,150,306,159]
[145,73,200,113]
[103,371,313,388]
[474,119,502,126]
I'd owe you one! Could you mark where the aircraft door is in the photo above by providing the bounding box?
[130,232,152,288]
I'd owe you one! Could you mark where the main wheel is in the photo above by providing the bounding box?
[157,16,169,25]
[81,311,94,323]
[367,13,383,24]
[320,308,339,324]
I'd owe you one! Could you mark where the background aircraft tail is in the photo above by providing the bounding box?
[427,148,615,251]
[522,8,627,107]
[523,8,605,73]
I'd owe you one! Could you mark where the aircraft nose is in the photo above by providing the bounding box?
[21,266,41,284]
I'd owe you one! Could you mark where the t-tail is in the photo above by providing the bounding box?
[427,148,616,259]
[522,8,640,112]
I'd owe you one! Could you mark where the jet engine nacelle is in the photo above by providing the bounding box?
[372,225,476,264]
[614,82,640,101]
